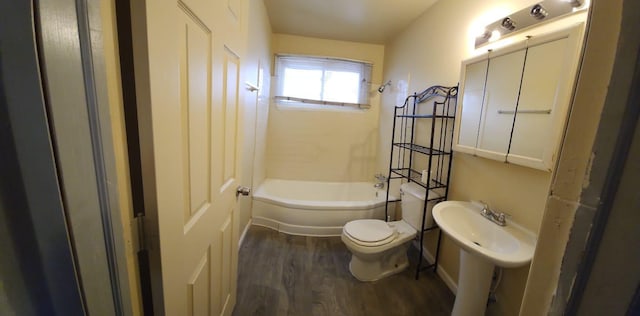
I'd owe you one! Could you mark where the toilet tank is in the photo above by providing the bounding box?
[400,182,440,230]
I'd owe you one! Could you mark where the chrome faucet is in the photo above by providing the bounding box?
[480,203,508,226]
[374,173,387,189]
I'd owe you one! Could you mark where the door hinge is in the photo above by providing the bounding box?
[135,212,146,252]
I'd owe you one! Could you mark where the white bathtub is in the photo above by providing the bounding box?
[252,179,397,236]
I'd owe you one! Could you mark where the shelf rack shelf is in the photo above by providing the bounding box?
[396,114,456,119]
[383,85,458,280]
[389,168,448,191]
[392,143,449,156]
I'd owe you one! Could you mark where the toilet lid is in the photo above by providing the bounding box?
[344,219,396,246]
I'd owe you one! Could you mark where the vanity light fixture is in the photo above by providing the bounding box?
[478,29,491,40]
[530,4,548,20]
[474,0,588,49]
[501,17,516,31]
[489,30,501,42]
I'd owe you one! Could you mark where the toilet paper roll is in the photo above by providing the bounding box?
[421,170,430,183]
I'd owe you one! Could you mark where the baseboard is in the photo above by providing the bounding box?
[238,219,252,247]
[413,240,458,295]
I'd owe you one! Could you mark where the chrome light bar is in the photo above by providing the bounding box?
[475,0,585,48]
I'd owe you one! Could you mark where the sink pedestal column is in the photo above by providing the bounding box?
[452,249,495,316]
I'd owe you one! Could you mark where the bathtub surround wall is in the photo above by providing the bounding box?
[238,0,272,243]
[380,0,587,315]
[266,34,385,182]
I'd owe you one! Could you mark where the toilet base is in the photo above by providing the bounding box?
[347,242,410,281]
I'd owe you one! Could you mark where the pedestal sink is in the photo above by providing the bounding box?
[432,201,536,316]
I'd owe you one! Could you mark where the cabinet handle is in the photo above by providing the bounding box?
[497,109,551,114]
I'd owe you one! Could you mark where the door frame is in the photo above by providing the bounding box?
[0,1,85,314]
[35,0,136,314]
[1,0,136,314]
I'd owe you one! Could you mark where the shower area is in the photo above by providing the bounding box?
[250,36,389,236]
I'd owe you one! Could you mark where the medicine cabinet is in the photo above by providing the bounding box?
[453,24,584,171]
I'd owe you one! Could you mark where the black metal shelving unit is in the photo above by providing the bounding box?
[383,85,458,280]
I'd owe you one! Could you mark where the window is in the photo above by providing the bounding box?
[275,55,372,109]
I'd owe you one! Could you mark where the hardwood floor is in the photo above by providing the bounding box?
[233,225,455,316]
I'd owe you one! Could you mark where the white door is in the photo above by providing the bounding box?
[132,0,246,314]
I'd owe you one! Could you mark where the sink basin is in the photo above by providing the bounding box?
[432,201,537,316]
[433,201,536,267]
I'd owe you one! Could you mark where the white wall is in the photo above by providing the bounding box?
[266,34,385,182]
[238,0,272,237]
[380,1,587,315]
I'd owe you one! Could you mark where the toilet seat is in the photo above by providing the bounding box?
[343,219,397,247]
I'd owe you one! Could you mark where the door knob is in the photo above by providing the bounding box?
[236,186,251,197]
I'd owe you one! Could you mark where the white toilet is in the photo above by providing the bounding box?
[341,182,439,281]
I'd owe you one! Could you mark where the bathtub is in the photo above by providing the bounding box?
[252,179,397,236]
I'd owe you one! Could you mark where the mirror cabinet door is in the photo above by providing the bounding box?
[456,59,488,152]
[476,49,526,161]
[507,37,569,170]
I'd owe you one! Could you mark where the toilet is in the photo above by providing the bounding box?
[341,182,439,281]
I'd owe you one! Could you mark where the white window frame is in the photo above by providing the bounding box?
[274,54,373,109]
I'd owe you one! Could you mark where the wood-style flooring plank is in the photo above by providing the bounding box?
[233,225,454,316]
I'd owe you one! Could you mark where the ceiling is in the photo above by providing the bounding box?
[263,0,439,44]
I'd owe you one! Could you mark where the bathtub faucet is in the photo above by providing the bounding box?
[374,173,387,189]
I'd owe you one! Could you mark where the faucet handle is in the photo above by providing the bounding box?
[497,212,511,224]
[478,200,491,213]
